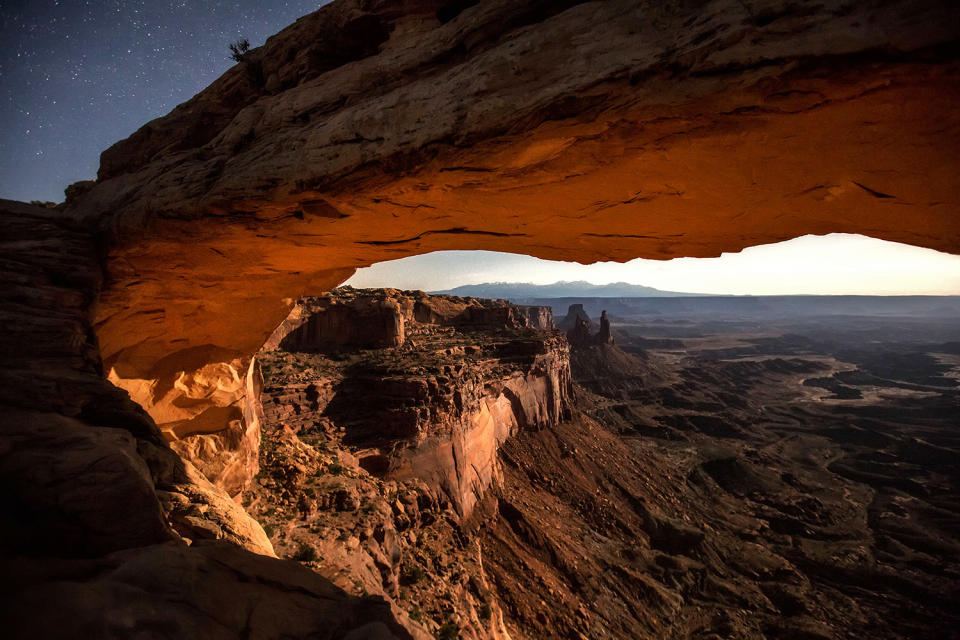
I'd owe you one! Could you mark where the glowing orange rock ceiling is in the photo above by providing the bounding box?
[64,0,960,451]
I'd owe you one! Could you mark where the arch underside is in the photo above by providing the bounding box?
[72,0,958,406]
[93,57,960,455]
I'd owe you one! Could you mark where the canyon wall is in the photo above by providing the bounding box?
[156,288,566,500]
[258,289,572,517]
[245,289,573,637]
[519,305,556,331]
[264,295,406,352]
[346,339,572,517]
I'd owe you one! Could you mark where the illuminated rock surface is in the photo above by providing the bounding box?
[2,0,960,637]
[255,288,571,517]
[70,0,960,444]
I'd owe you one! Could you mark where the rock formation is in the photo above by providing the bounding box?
[256,288,571,517]
[0,200,416,638]
[241,288,573,637]
[564,305,615,346]
[2,0,960,638]
[149,287,565,495]
[558,303,593,332]
[596,310,613,345]
[264,292,407,352]
[518,305,555,330]
[55,0,960,457]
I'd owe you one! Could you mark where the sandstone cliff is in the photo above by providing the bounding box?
[257,288,571,517]
[153,287,568,497]
[242,288,572,638]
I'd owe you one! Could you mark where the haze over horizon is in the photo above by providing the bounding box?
[345,233,960,296]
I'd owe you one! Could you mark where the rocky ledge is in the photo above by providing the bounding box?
[255,287,571,518]
[235,288,573,637]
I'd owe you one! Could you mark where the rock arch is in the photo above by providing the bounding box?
[63,0,960,481]
[3,1,959,635]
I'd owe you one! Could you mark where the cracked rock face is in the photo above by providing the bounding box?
[256,288,572,517]
[68,0,959,445]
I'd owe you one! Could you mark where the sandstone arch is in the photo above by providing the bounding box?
[3,1,960,635]
[61,0,960,489]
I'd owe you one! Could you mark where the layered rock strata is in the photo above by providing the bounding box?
[155,287,568,496]
[257,288,572,517]
[244,288,571,638]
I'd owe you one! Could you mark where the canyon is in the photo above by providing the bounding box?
[246,289,575,637]
[256,287,570,518]
[2,0,960,638]
[244,293,960,638]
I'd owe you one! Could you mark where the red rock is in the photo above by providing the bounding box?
[258,288,573,517]
[51,0,958,458]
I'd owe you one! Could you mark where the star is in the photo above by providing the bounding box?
[0,1,332,203]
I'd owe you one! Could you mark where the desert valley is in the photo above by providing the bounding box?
[228,287,960,638]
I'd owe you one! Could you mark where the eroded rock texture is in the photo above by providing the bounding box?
[232,289,578,638]
[0,201,415,639]
[3,0,960,637]
[67,0,960,449]
[257,288,572,517]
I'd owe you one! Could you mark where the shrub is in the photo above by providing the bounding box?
[402,565,426,585]
[228,38,250,62]
[292,542,317,562]
[437,621,459,640]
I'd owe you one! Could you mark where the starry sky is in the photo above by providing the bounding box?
[1,0,329,203]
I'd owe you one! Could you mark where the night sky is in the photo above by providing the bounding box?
[1,1,329,204]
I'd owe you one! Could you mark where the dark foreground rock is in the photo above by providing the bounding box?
[0,201,419,639]
[3,541,415,640]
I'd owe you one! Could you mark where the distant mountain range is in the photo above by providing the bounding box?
[431,281,709,299]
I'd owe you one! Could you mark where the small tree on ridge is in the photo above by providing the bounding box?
[229,38,250,62]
